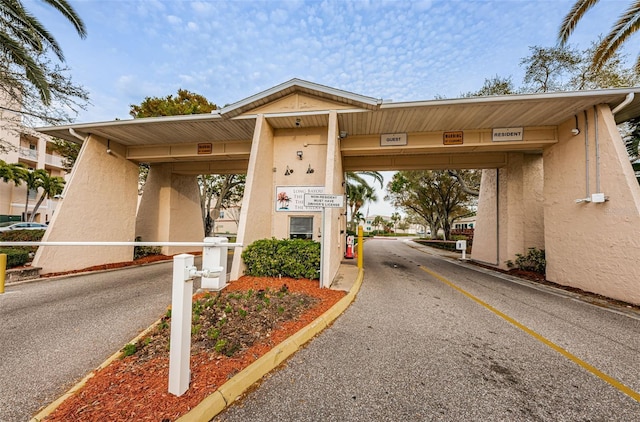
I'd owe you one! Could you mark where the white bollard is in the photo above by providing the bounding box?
[456,240,468,261]
[201,237,228,290]
[168,253,194,396]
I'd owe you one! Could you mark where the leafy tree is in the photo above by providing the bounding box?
[49,138,81,173]
[29,171,65,221]
[559,0,640,71]
[129,89,244,235]
[461,75,516,97]
[571,39,639,89]
[520,45,581,92]
[386,171,476,240]
[198,174,245,236]
[397,219,410,232]
[129,89,217,118]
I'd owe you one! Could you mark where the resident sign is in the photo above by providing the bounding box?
[303,194,344,208]
[492,127,523,142]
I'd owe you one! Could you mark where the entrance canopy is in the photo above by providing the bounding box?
[38,79,640,172]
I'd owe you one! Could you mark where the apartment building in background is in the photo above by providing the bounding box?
[0,98,67,223]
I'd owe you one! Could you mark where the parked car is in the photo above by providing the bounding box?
[0,222,48,232]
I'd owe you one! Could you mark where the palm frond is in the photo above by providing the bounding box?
[558,0,600,45]
[592,1,640,70]
[0,31,51,104]
[44,0,87,38]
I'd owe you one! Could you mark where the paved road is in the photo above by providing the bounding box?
[216,239,640,421]
[0,261,184,422]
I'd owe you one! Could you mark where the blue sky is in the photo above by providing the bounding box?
[30,0,640,215]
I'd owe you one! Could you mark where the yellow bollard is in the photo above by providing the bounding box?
[0,253,6,294]
[357,226,364,269]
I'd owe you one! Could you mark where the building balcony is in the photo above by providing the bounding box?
[18,146,38,161]
[45,154,64,168]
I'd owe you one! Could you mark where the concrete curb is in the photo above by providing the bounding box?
[29,268,364,422]
[177,268,365,421]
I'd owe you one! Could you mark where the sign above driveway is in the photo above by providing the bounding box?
[380,133,407,146]
[492,127,523,141]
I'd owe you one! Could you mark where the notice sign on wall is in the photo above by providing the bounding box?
[443,131,463,145]
[275,186,325,212]
[197,143,213,154]
[492,127,523,142]
[380,133,407,146]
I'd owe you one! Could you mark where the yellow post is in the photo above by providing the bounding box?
[357,226,364,269]
[0,253,6,294]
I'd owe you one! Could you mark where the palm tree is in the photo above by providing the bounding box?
[17,168,48,221]
[391,212,401,233]
[346,183,377,232]
[345,171,384,190]
[559,1,640,71]
[345,171,383,232]
[0,0,86,104]
[372,215,386,234]
[0,160,26,186]
[352,211,365,229]
[29,172,65,222]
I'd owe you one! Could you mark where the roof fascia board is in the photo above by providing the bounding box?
[37,112,226,133]
[380,87,640,110]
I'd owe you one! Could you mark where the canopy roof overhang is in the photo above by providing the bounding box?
[39,81,640,148]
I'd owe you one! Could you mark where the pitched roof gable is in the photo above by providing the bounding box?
[219,78,382,118]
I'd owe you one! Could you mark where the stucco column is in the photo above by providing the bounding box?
[135,164,203,255]
[472,153,544,267]
[230,115,275,280]
[322,110,345,287]
[33,135,139,274]
[544,106,640,304]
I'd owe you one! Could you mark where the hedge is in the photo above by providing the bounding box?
[241,238,321,279]
[0,230,45,268]
[0,248,30,268]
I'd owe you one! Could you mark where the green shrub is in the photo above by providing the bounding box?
[133,236,162,260]
[0,229,45,242]
[0,230,43,267]
[241,238,321,279]
[506,247,546,275]
[0,248,30,268]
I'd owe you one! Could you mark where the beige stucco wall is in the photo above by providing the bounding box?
[472,153,545,267]
[33,135,140,273]
[271,127,328,240]
[135,164,203,255]
[322,110,346,287]
[544,106,640,304]
[231,115,276,279]
[230,112,346,283]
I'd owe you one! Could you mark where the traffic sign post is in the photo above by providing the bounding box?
[304,194,344,288]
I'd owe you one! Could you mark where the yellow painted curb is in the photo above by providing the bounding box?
[179,268,364,421]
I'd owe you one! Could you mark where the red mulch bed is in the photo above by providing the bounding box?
[42,276,346,421]
[40,254,181,278]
